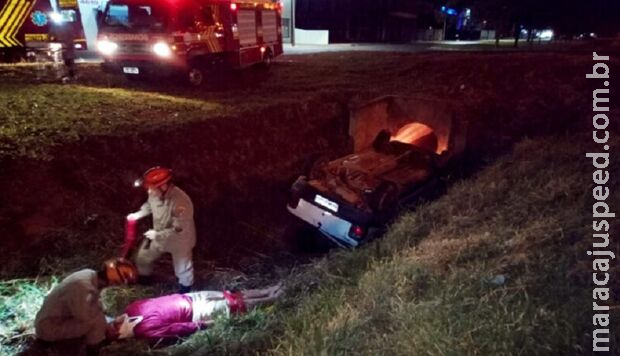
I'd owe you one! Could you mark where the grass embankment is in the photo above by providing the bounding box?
[265,133,620,355]
[0,84,228,159]
[1,50,617,354]
[3,132,616,355]
[1,51,597,278]
[0,51,598,161]
[230,133,616,355]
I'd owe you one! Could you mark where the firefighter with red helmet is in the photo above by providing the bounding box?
[34,258,137,352]
[128,167,196,293]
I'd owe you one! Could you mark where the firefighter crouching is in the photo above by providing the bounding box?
[34,258,137,353]
[128,167,196,293]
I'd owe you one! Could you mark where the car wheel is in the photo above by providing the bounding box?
[188,67,204,86]
[370,182,399,212]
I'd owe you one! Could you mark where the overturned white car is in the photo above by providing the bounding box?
[287,96,467,247]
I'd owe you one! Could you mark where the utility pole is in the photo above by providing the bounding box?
[290,0,295,46]
[443,14,447,41]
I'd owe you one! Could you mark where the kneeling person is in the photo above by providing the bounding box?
[35,259,137,348]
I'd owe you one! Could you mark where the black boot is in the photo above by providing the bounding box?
[86,343,102,356]
[137,275,153,285]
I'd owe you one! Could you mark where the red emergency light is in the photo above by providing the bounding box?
[230,3,237,11]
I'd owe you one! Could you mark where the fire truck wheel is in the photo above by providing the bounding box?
[262,50,274,68]
[188,67,205,86]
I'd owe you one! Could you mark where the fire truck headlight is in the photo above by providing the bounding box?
[49,43,62,51]
[153,42,172,57]
[97,40,118,55]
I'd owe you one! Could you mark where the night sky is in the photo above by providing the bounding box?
[294,0,620,42]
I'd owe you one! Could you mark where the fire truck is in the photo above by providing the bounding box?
[0,0,86,62]
[97,0,283,85]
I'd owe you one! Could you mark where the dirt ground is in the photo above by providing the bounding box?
[0,49,617,282]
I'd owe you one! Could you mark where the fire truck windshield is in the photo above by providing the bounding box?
[102,1,168,31]
[58,9,78,23]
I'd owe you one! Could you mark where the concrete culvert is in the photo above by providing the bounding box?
[348,95,467,160]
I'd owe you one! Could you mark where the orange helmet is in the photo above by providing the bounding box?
[103,258,138,285]
[134,167,172,188]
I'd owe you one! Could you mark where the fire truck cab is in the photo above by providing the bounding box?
[97,0,283,85]
[0,0,86,62]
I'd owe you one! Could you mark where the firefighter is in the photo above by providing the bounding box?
[106,284,283,341]
[49,18,76,81]
[34,258,137,353]
[128,167,196,293]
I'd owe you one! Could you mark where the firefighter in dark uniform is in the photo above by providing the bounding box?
[49,18,76,80]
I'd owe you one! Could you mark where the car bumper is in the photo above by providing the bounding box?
[101,60,185,77]
[287,198,362,248]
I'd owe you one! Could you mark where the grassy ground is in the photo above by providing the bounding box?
[3,133,617,355]
[1,50,604,277]
[1,48,618,354]
[0,50,603,161]
[266,133,620,355]
[173,132,619,355]
[0,84,228,159]
[0,278,57,354]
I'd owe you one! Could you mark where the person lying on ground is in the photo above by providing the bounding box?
[106,284,283,342]
[34,258,137,354]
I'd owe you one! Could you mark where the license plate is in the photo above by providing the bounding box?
[123,67,139,74]
[314,195,338,213]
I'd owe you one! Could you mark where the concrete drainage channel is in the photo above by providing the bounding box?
[0,92,575,279]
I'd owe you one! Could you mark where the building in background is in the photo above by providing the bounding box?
[281,0,328,45]
[280,0,292,43]
[293,0,421,43]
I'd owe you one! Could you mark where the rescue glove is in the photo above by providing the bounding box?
[128,211,147,220]
[144,229,157,240]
